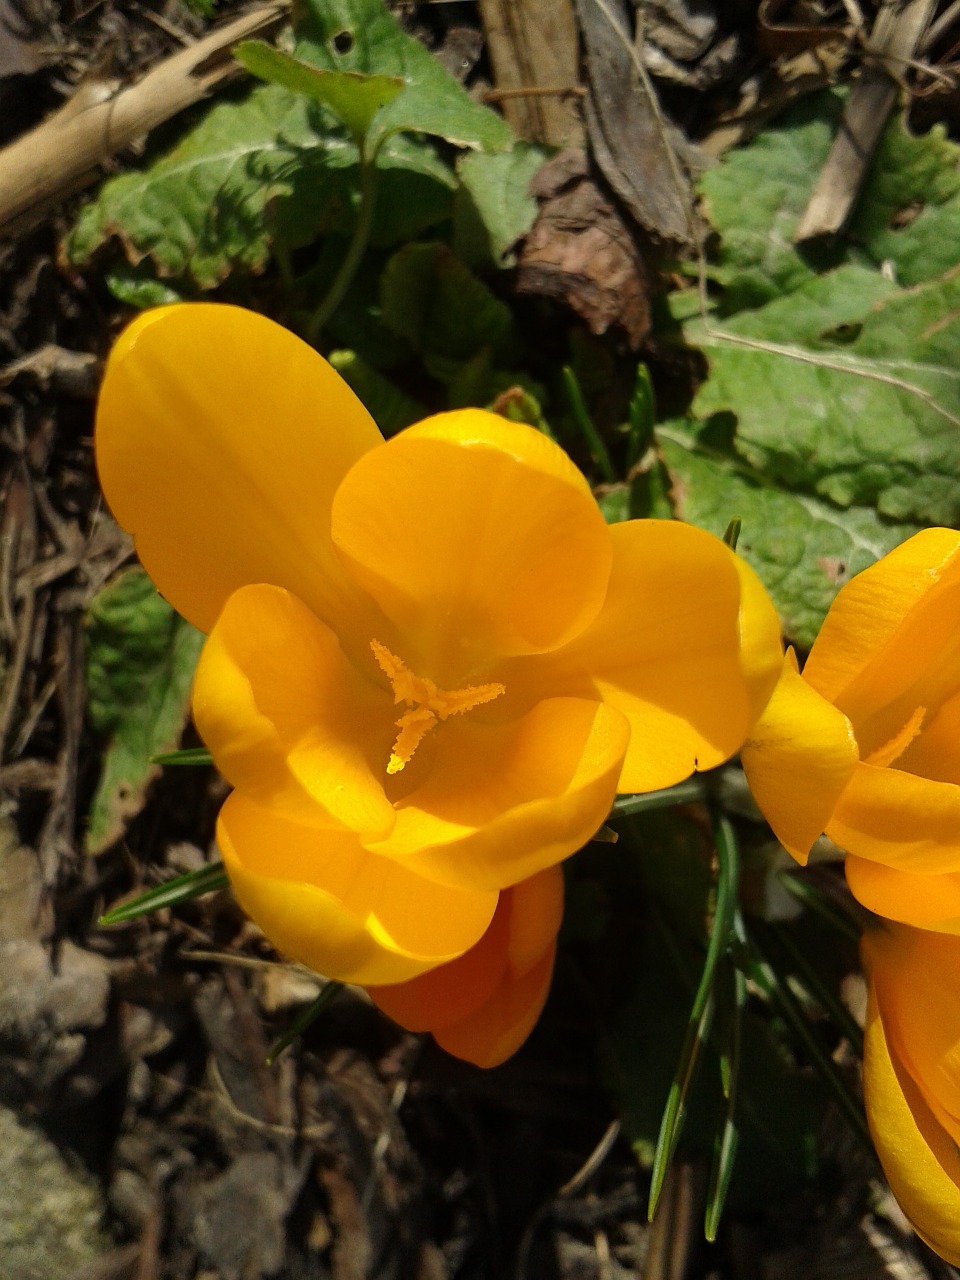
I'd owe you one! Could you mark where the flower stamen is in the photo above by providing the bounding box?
[371,639,505,774]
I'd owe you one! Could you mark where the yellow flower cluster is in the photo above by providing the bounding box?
[741,529,960,1264]
[95,302,960,1255]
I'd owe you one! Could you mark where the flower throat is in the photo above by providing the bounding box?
[371,640,505,774]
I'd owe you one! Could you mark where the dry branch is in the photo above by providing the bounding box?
[794,0,936,243]
[0,3,288,235]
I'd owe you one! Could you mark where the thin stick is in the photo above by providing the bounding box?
[0,3,289,234]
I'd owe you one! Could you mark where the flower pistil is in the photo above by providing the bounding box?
[370,639,506,774]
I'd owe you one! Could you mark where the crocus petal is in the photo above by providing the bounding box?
[509,521,783,793]
[218,792,497,986]
[330,410,612,671]
[827,763,960,874]
[367,892,512,1032]
[193,585,397,841]
[95,304,383,633]
[846,858,960,932]
[367,865,563,1061]
[803,528,960,718]
[865,925,960,1147]
[863,984,960,1266]
[434,946,556,1068]
[368,698,629,891]
[740,650,859,863]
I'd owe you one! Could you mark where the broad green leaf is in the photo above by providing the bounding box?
[85,569,203,854]
[658,427,922,647]
[453,144,547,270]
[296,0,513,154]
[702,90,960,311]
[67,84,453,287]
[687,270,960,526]
[380,242,515,362]
[234,41,403,143]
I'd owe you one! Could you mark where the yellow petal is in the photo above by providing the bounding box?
[863,983,960,1266]
[218,792,497,985]
[368,697,629,891]
[846,858,960,932]
[330,410,612,672]
[828,762,960,874]
[803,528,960,719]
[193,585,396,840]
[739,649,859,863]
[434,945,556,1068]
[506,864,564,977]
[367,892,512,1032]
[867,926,960,1145]
[507,521,783,793]
[95,304,383,633]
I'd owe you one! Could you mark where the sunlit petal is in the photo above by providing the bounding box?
[803,528,960,718]
[863,984,960,1266]
[828,763,960,874]
[509,521,783,793]
[218,792,497,985]
[330,410,612,672]
[96,304,383,633]
[368,698,629,890]
[846,859,960,932]
[740,649,858,863]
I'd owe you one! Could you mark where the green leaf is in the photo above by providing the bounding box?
[99,862,229,925]
[151,747,214,767]
[701,90,960,310]
[235,41,403,143]
[658,427,921,647]
[266,982,344,1064]
[380,242,515,363]
[687,270,960,527]
[296,0,514,154]
[66,84,453,287]
[85,569,203,853]
[453,143,547,270]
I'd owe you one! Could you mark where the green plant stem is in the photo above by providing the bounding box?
[610,779,706,818]
[306,151,379,344]
[266,982,344,1064]
[562,366,617,483]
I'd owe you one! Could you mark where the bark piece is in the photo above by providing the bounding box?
[516,148,651,347]
[477,0,584,146]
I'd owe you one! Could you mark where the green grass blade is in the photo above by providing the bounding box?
[266,982,344,1064]
[759,918,864,1057]
[776,869,862,944]
[562,365,617,483]
[737,923,873,1153]
[722,518,742,550]
[610,779,706,818]
[705,960,746,1241]
[99,862,229,925]
[626,362,655,471]
[648,817,741,1220]
[150,747,214,766]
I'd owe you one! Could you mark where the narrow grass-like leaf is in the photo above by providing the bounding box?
[648,816,740,1219]
[776,869,863,944]
[151,747,214,766]
[99,862,229,925]
[737,924,872,1152]
[722,517,742,550]
[562,366,617,483]
[266,982,344,1064]
[626,363,655,471]
[705,959,746,1241]
[759,918,864,1056]
[610,780,706,819]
